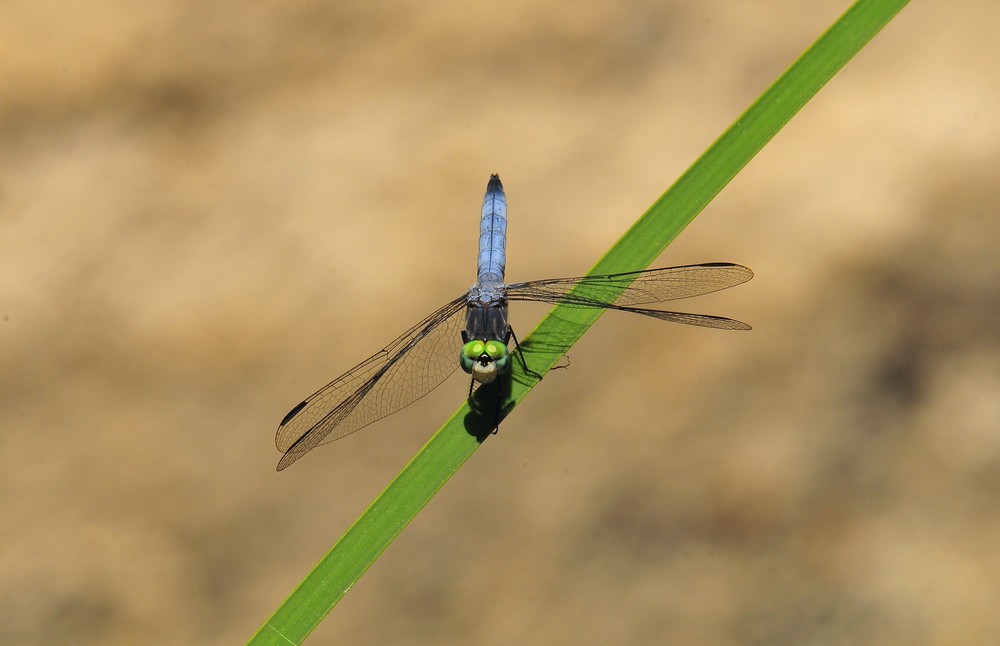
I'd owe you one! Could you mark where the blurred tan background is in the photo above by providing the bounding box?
[3,1,999,644]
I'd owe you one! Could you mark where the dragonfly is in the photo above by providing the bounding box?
[275,175,752,470]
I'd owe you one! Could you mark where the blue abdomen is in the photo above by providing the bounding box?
[477,174,507,284]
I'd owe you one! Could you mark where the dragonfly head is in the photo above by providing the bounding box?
[460,339,510,384]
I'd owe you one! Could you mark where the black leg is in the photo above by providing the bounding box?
[492,380,502,434]
[508,326,543,381]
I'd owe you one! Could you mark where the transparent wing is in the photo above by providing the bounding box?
[275,295,468,470]
[506,262,753,330]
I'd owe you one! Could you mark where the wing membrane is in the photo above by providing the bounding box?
[275,295,467,470]
[506,263,752,330]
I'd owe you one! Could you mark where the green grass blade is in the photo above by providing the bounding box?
[249,0,910,642]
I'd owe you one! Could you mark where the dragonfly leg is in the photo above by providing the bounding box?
[508,326,543,381]
[492,383,502,434]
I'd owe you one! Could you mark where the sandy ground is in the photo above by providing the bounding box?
[3,1,999,644]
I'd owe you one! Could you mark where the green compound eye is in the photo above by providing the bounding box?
[462,340,485,359]
[460,340,485,374]
[484,341,508,360]
[459,339,511,376]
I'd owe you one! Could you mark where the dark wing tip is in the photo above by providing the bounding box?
[701,261,753,272]
[487,174,502,189]
[279,400,308,427]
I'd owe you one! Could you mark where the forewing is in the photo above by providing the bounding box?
[505,263,752,330]
[508,263,752,305]
[275,295,467,470]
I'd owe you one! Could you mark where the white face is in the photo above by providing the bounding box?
[471,360,499,384]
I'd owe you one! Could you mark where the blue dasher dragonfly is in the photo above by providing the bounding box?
[275,175,752,470]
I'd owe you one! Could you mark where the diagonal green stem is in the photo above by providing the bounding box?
[249,0,910,642]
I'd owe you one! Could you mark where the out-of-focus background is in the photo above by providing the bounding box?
[3,1,999,644]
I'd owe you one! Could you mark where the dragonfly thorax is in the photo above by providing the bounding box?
[465,283,509,337]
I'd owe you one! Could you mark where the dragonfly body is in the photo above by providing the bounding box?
[462,175,513,384]
[275,175,752,470]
